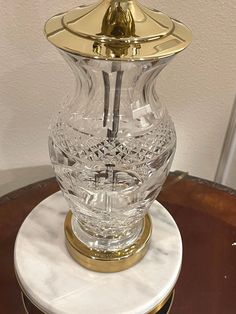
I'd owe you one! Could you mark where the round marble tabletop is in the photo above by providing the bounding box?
[14,192,182,314]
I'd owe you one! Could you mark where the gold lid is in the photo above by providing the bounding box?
[45,0,192,61]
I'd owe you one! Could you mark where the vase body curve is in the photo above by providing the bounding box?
[49,52,176,252]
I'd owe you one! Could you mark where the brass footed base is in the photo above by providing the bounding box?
[64,212,152,273]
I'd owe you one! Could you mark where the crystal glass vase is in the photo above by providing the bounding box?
[49,54,176,251]
[45,0,191,271]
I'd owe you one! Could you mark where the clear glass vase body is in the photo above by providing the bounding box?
[49,52,176,251]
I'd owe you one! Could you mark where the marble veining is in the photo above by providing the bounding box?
[14,192,182,314]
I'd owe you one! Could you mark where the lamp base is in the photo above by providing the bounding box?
[14,192,182,314]
[65,211,152,272]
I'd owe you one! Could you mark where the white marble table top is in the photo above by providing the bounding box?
[14,192,182,314]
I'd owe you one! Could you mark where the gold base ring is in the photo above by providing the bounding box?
[64,211,152,273]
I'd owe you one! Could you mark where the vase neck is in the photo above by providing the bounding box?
[60,52,172,138]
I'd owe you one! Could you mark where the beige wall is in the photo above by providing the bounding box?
[0,0,235,196]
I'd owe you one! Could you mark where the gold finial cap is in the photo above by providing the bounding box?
[45,0,192,60]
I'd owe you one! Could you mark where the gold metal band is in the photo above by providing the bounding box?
[148,291,175,314]
[65,211,152,272]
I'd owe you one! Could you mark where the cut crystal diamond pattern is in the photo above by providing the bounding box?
[50,116,175,169]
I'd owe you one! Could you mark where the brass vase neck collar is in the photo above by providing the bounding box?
[45,0,192,60]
